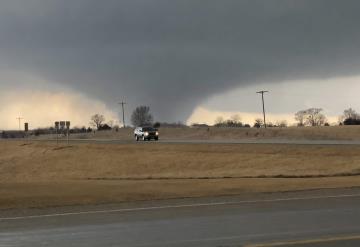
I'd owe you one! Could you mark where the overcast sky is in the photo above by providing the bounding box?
[1,0,360,129]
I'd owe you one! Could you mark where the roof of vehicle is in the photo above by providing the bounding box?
[135,127,158,131]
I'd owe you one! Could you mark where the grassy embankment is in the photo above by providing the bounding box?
[1,140,360,209]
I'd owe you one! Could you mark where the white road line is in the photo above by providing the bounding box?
[1,193,360,221]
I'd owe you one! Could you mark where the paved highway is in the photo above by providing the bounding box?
[1,189,360,247]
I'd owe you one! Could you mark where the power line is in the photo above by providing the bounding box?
[256,91,269,128]
[118,101,126,128]
[16,117,24,131]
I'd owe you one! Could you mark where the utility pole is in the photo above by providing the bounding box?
[16,117,24,131]
[119,101,126,128]
[256,91,269,128]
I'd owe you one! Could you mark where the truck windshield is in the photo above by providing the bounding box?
[143,127,155,131]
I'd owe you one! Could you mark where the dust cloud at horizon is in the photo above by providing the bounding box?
[0,90,118,130]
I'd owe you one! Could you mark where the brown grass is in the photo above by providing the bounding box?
[1,141,360,209]
[2,177,360,210]
[56,125,360,141]
[1,141,360,181]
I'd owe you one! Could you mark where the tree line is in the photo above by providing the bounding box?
[88,106,360,131]
[212,107,360,128]
[294,107,360,127]
[2,105,359,139]
[90,106,156,131]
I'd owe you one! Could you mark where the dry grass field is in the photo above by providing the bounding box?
[159,125,360,140]
[41,125,360,141]
[1,140,360,209]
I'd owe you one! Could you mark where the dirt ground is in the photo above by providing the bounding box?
[1,141,360,209]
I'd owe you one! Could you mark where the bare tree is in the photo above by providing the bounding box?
[276,120,288,128]
[305,108,326,126]
[131,106,153,127]
[215,115,244,127]
[214,116,224,125]
[340,108,360,125]
[230,114,242,123]
[295,108,326,127]
[254,118,263,128]
[343,108,359,120]
[90,114,105,130]
[295,110,307,126]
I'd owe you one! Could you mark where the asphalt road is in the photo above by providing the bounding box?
[1,189,360,247]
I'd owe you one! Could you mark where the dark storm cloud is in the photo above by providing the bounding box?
[1,0,360,121]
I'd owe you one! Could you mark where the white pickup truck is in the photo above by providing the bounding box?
[134,127,159,141]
